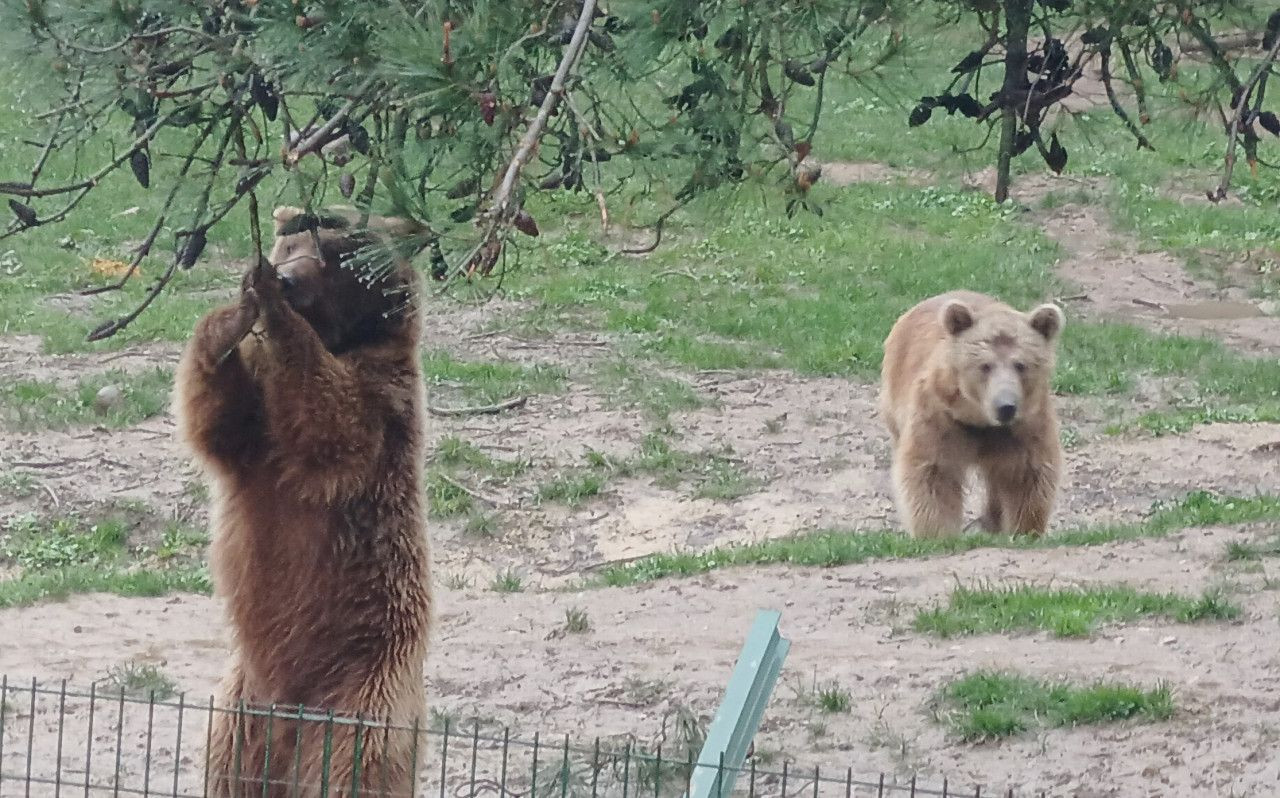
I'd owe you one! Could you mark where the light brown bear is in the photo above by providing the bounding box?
[879,290,1065,539]
[174,206,432,797]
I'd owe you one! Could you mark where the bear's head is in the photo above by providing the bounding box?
[268,206,425,352]
[939,297,1065,428]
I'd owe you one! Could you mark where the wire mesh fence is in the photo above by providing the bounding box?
[0,677,1038,798]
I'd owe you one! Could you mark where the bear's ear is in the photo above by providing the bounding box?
[940,299,975,337]
[1028,302,1064,341]
[272,206,305,235]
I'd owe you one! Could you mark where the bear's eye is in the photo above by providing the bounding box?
[1014,360,1027,374]
[979,363,993,375]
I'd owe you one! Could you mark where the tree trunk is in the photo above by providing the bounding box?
[995,0,1033,203]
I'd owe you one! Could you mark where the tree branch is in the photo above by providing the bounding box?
[1210,29,1280,202]
[488,0,598,222]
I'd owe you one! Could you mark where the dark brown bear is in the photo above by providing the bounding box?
[174,206,432,797]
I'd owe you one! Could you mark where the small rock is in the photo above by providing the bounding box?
[93,384,124,414]
[1161,636,1177,646]
[73,625,82,634]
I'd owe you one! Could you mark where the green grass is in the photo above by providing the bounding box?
[1,514,130,570]
[0,564,211,609]
[491,569,524,593]
[423,350,565,404]
[590,359,707,419]
[814,683,852,714]
[153,523,209,561]
[0,471,38,499]
[462,511,501,539]
[0,368,172,429]
[536,469,607,506]
[426,472,474,518]
[563,607,591,634]
[1225,535,1280,562]
[434,436,530,478]
[937,670,1175,742]
[589,491,1280,588]
[1109,404,1280,437]
[913,584,1240,639]
[101,661,178,701]
[535,432,758,507]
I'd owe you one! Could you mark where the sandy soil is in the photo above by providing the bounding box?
[2,522,1279,796]
[3,166,1280,796]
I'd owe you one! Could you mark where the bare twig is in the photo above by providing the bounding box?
[620,200,689,255]
[283,77,378,166]
[1099,46,1153,151]
[434,473,511,508]
[1210,31,1280,201]
[427,396,528,417]
[488,0,597,221]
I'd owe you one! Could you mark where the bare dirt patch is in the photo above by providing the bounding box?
[2,521,1278,796]
[818,161,930,187]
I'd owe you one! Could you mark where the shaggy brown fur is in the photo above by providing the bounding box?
[174,206,432,797]
[879,290,1065,539]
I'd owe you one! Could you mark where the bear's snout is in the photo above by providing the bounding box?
[995,400,1017,424]
[992,389,1019,425]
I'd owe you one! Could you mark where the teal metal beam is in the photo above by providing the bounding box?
[685,609,791,798]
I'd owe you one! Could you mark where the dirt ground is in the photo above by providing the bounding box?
[2,170,1280,796]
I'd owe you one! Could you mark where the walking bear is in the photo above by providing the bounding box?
[880,290,1066,539]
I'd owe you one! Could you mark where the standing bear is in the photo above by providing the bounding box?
[174,206,432,797]
[879,290,1066,539]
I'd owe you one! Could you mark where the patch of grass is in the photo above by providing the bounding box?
[0,514,129,570]
[1225,536,1280,562]
[101,661,177,701]
[913,583,1241,639]
[426,472,473,518]
[588,491,1280,588]
[442,573,472,590]
[434,436,529,478]
[815,683,851,714]
[1108,404,1280,437]
[563,607,590,634]
[0,471,38,498]
[937,670,1174,742]
[0,368,172,429]
[462,511,501,539]
[591,359,706,419]
[0,564,211,609]
[423,350,565,404]
[536,469,607,506]
[624,433,757,500]
[536,432,759,507]
[491,569,524,593]
[154,523,208,561]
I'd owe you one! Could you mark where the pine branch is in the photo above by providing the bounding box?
[489,0,598,221]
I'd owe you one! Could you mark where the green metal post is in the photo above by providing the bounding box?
[685,609,790,798]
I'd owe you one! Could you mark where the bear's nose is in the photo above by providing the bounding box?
[995,402,1017,424]
[278,272,297,292]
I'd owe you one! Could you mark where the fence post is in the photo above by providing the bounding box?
[685,609,790,798]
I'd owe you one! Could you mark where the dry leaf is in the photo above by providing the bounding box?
[90,258,137,278]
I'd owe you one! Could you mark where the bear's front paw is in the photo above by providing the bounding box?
[197,297,260,371]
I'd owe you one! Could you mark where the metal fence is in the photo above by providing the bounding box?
[0,677,1041,798]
